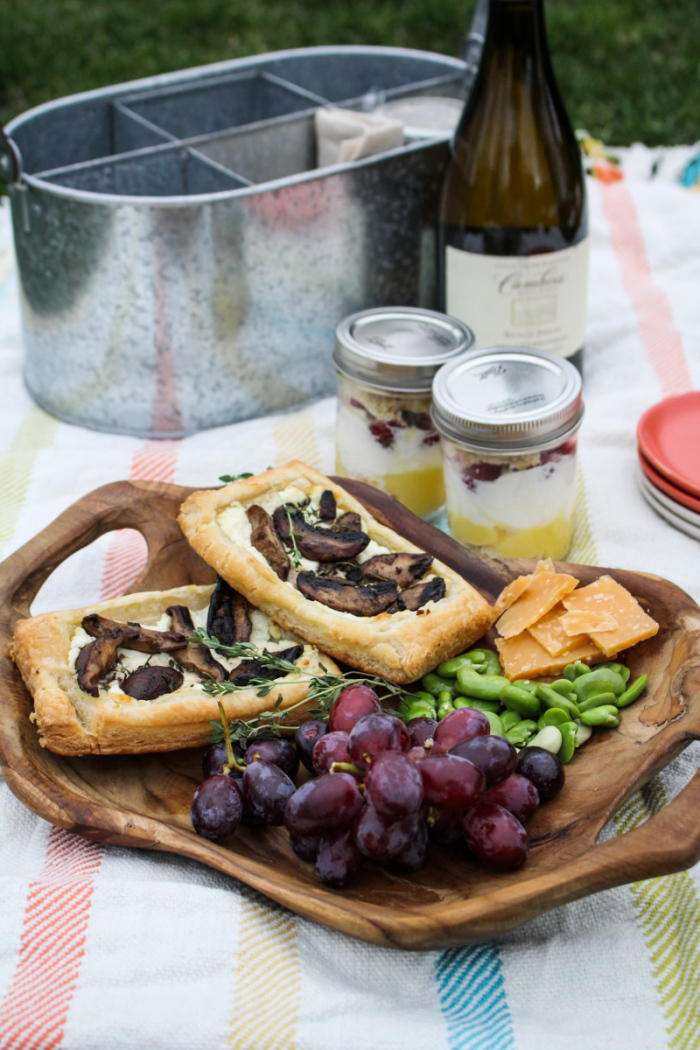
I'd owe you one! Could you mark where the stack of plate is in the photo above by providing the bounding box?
[637,392,700,541]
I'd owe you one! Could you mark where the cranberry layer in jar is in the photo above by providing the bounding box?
[432,347,584,559]
[333,307,474,520]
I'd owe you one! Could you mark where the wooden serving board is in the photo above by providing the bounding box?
[1,478,699,951]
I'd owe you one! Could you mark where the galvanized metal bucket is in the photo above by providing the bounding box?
[1,46,468,437]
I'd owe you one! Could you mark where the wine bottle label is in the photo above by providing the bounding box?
[445,238,590,359]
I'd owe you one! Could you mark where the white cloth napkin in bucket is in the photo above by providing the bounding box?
[314,106,404,166]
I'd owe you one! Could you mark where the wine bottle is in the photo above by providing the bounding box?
[439,0,588,371]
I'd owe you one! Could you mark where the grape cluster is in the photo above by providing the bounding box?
[191,682,565,889]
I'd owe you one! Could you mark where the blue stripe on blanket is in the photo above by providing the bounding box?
[436,943,514,1050]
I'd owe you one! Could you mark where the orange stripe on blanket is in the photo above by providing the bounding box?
[0,440,182,1048]
[602,181,693,397]
[0,828,103,1050]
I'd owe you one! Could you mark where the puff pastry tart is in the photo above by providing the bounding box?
[10,580,338,756]
[178,462,494,684]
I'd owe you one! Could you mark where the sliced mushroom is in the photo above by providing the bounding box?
[318,490,337,521]
[228,644,304,685]
[247,504,290,580]
[273,506,369,562]
[316,560,365,583]
[207,577,252,646]
[81,613,187,653]
[122,666,184,700]
[75,625,139,697]
[397,577,446,611]
[296,573,398,616]
[361,553,434,587]
[335,511,362,532]
[165,605,228,683]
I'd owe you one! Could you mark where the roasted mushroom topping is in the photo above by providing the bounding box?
[81,613,187,652]
[165,605,228,683]
[122,666,184,700]
[247,504,290,580]
[334,511,362,532]
[75,625,139,697]
[296,573,398,616]
[207,577,252,646]
[361,553,434,587]
[318,490,337,521]
[273,506,369,562]
[228,644,304,686]
[397,577,446,611]
[316,560,365,583]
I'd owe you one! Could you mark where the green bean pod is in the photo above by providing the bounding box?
[580,705,620,727]
[557,721,578,763]
[456,668,510,701]
[577,690,618,713]
[615,674,648,708]
[500,683,541,717]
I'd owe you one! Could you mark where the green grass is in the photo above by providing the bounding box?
[1,0,699,146]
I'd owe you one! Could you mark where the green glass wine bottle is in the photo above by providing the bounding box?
[439,0,588,371]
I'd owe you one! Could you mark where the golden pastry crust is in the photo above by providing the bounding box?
[178,462,494,684]
[10,583,339,756]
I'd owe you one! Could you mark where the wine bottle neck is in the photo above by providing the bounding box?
[481,0,549,72]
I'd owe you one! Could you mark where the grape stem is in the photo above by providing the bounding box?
[217,699,246,774]
[329,761,365,777]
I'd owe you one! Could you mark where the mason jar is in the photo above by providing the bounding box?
[432,347,584,559]
[333,307,474,519]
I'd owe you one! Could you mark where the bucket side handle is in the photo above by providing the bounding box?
[0,125,23,186]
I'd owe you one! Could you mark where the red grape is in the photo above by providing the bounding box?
[244,737,299,779]
[329,684,382,733]
[483,774,539,824]
[284,772,364,837]
[353,804,424,862]
[347,714,410,769]
[463,802,529,872]
[295,719,328,772]
[364,751,424,821]
[312,731,352,775]
[516,747,565,802]
[406,745,428,763]
[406,717,438,748]
[449,736,517,786]
[191,774,243,841]
[201,739,245,779]
[316,828,364,887]
[391,818,429,872]
[242,760,296,825]
[289,835,319,862]
[427,807,465,846]
[419,753,486,809]
[432,708,490,752]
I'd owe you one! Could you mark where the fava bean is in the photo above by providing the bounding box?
[599,661,631,684]
[550,679,576,696]
[573,667,626,702]
[505,720,538,746]
[528,726,564,754]
[500,683,541,717]
[437,691,455,719]
[580,705,620,727]
[616,674,648,708]
[456,668,510,702]
[484,711,505,737]
[501,710,522,733]
[421,673,459,698]
[558,721,578,763]
[514,679,539,693]
[577,690,617,714]
[563,661,592,681]
[453,697,501,714]
[543,707,570,727]
[535,683,581,719]
[574,722,593,747]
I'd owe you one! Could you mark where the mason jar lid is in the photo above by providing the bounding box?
[334,307,474,392]
[432,347,584,451]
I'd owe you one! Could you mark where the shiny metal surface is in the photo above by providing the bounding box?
[431,347,584,451]
[5,46,468,437]
[334,306,473,392]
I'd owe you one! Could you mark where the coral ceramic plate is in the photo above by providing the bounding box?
[637,392,700,499]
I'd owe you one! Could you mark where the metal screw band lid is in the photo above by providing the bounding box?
[334,307,474,392]
[432,347,584,451]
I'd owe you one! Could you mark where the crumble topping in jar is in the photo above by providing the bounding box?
[333,307,473,520]
[432,347,584,560]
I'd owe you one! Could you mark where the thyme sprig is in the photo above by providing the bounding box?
[193,628,415,745]
[219,471,254,483]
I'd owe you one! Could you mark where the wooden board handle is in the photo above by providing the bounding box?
[0,479,210,620]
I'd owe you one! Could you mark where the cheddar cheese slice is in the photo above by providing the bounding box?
[561,575,659,657]
[495,630,604,681]
[495,572,579,639]
[527,602,594,657]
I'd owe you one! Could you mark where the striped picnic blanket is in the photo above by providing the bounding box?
[0,171,699,1050]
